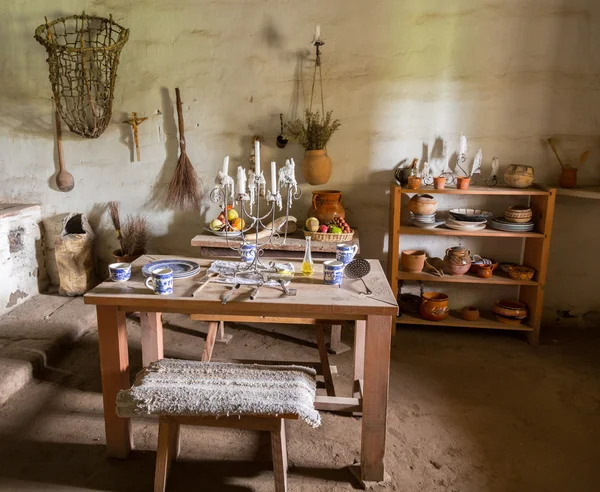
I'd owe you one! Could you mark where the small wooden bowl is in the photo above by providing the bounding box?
[507,265,535,281]
[504,206,532,223]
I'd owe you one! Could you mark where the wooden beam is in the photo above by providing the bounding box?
[140,312,164,367]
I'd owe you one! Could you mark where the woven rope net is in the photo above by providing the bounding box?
[35,14,129,139]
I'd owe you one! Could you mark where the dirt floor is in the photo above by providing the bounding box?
[0,306,599,491]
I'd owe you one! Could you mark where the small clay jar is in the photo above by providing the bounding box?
[433,176,446,189]
[401,249,427,273]
[559,168,577,188]
[420,292,450,321]
[477,264,494,278]
[408,194,436,215]
[407,176,422,190]
[456,177,471,190]
[444,246,472,276]
[461,306,480,321]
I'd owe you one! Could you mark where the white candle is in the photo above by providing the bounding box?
[271,161,277,192]
[222,156,229,176]
[315,25,321,42]
[254,139,260,176]
[237,166,246,194]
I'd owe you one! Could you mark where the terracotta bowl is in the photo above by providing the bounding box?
[508,265,535,281]
[407,176,422,190]
[420,292,450,321]
[408,194,436,215]
[492,300,528,319]
[504,206,533,223]
[495,314,524,325]
[401,249,427,273]
[461,306,480,321]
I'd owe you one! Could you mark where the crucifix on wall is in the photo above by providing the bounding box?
[122,112,148,161]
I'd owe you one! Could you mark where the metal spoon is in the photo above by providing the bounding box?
[345,258,373,295]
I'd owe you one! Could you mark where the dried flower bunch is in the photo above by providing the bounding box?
[107,201,149,258]
[284,110,340,151]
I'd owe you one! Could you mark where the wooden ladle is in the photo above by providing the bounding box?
[54,109,74,192]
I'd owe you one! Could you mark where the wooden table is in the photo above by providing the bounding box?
[190,230,360,260]
[83,255,397,483]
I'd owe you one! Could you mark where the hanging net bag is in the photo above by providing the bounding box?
[35,14,129,139]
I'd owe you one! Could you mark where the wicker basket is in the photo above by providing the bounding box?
[304,230,354,242]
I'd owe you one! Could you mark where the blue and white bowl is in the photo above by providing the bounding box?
[145,267,174,295]
[109,263,131,282]
[324,260,344,286]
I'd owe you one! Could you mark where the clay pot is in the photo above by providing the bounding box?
[420,292,450,321]
[401,249,426,273]
[113,249,145,264]
[456,177,471,190]
[504,164,535,188]
[504,206,532,223]
[477,264,494,278]
[309,190,345,224]
[492,300,528,319]
[433,177,446,189]
[407,176,422,190]
[444,246,471,276]
[461,306,480,321]
[408,194,436,215]
[302,150,332,185]
[559,168,577,188]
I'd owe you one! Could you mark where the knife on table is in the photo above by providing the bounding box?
[222,283,241,304]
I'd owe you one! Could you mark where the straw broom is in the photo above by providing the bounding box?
[167,88,202,210]
[107,201,123,252]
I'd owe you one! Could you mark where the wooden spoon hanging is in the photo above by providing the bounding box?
[54,109,74,192]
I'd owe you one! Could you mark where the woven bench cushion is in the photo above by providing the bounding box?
[116,359,320,427]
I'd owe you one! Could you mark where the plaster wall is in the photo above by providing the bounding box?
[0,1,598,324]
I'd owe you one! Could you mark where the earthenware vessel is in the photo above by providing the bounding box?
[302,150,332,185]
[309,190,345,224]
[240,243,257,263]
[504,164,535,188]
[504,205,532,223]
[401,249,427,273]
[456,176,471,190]
[408,194,436,215]
[559,168,577,188]
[420,292,450,321]
[109,262,131,282]
[461,306,480,321]
[336,243,359,265]
[507,265,535,281]
[433,176,446,189]
[145,267,174,295]
[323,260,344,286]
[112,248,146,264]
[407,176,422,190]
[492,299,528,319]
[424,257,444,277]
[443,246,471,276]
[477,264,494,278]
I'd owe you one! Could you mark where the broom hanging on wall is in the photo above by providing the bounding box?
[167,88,202,210]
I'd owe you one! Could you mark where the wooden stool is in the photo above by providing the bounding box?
[116,359,320,492]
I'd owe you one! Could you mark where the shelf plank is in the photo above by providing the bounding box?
[398,225,545,238]
[556,186,600,199]
[396,310,534,332]
[397,270,538,286]
[395,185,550,196]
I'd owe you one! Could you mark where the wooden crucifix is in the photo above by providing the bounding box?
[123,112,148,161]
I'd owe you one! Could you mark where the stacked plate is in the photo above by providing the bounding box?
[444,217,487,231]
[142,259,202,279]
[409,212,443,229]
[449,208,493,222]
[489,218,534,232]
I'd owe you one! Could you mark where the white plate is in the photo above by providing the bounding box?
[444,220,487,231]
[411,220,444,229]
[446,218,487,229]
[204,227,243,238]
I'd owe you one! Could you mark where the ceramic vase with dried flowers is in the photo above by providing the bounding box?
[548,137,590,189]
[107,201,149,263]
[284,109,341,185]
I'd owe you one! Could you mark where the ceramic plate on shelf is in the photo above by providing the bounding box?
[142,259,202,279]
[489,218,534,232]
[444,220,487,231]
[446,218,488,229]
[448,208,493,222]
[410,220,444,229]
[203,227,243,238]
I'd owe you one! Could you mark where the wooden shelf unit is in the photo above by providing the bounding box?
[556,186,600,200]
[387,184,556,344]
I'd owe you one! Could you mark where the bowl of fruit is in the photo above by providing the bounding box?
[204,206,244,237]
[303,216,354,242]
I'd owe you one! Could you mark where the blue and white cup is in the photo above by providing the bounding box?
[109,263,131,282]
[336,243,359,265]
[324,260,345,286]
[145,268,174,295]
[240,243,257,263]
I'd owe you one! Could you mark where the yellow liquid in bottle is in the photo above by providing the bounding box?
[301,261,315,276]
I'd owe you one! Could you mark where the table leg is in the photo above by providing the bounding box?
[97,305,132,458]
[215,320,233,345]
[353,320,366,400]
[327,324,351,354]
[361,315,392,482]
[140,312,164,366]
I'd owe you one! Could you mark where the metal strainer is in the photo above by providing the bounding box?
[345,258,373,295]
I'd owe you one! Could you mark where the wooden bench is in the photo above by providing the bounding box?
[116,359,320,492]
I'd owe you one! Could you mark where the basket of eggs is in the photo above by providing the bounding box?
[303,216,354,242]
